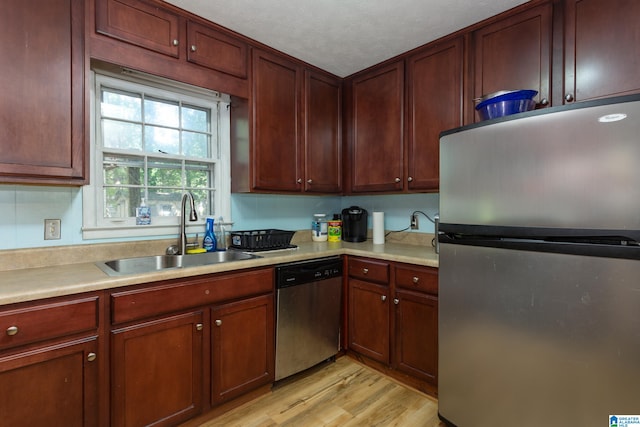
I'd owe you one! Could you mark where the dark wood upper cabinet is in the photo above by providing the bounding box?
[251,49,302,192]
[564,0,640,103]
[407,37,463,191]
[348,61,404,193]
[472,2,553,120]
[240,49,342,194]
[96,0,181,58]
[0,0,86,185]
[304,71,342,193]
[186,20,248,79]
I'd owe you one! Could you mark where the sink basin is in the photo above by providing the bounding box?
[96,251,261,276]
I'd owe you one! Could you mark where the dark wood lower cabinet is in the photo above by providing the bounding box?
[0,338,99,427]
[348,278,390,363]
[111,311,204,427]
[211,294,274,404]
[393,289,438,384]
[347,257,438,395]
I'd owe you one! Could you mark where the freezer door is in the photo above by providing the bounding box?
[439,96,640,231]
[438,243,640,427]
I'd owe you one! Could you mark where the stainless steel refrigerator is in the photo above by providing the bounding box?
[438,94,640,427]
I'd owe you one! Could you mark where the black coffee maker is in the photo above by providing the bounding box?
[341,206,368,242]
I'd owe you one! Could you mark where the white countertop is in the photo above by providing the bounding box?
[0,237,438,306]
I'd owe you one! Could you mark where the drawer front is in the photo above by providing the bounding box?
[395,265,438,295]
[348,258,389,284]
[0,297,99,350]
[111,267,274,324]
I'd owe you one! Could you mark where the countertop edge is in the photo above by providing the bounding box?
[0,240,438,306]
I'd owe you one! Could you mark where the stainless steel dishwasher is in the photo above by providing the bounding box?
[275,256,342,381]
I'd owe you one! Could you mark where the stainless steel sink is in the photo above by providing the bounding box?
[96,251,261,276]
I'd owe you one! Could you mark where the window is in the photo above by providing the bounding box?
[83,69,230,239]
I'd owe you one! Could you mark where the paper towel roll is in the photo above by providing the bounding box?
[373,211,385,244]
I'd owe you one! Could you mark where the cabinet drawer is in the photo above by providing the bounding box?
[0,296,99,350]
[395,265,438,295]
[111,267,274,324]
[348,258,389,284]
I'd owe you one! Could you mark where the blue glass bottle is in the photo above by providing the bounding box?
[203,217,217,252]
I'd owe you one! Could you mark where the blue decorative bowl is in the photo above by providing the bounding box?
[475,90,538,120]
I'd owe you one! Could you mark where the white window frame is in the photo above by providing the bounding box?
[83,68,231,240]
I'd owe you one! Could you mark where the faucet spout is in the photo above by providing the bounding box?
[179,192,198,255]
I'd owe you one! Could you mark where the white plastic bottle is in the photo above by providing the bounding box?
[311,214,328,242]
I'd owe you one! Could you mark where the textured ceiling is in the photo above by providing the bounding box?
[165,0,529,77]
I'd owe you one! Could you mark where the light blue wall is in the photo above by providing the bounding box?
[0,185,439,250]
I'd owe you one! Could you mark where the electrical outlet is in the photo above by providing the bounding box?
[44,219,61,240]
[410,214,419,230]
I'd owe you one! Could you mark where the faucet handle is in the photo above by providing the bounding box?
[166,245,180,255]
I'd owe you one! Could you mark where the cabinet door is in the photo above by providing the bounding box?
[111,311,204,427]
[350,61,404,193]
[96,0,181,58]
[407,37,463,191]
[186,20,248,79]
[472,3,552,119]
[0,0,86,184]
[564,0,640,102]
[211,294,274,404]
[304,71,342,193]
[348,279,390,363]
[0,338,99,427]
[252,49,302,192]
[393,290,438,384]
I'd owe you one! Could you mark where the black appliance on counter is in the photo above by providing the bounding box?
[341,206,367,242]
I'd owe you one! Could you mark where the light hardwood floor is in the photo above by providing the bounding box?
[193,356,446,426]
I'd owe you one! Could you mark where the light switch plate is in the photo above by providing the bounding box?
[44,219,61,240]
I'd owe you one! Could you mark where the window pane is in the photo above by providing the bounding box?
[190,189,210,218]
[144,98,179,127]
[103,187,142,218]
[145,125,179,154]
[147,158,183,188]
[185,162,212,188]
[102,120,142,150]
[147,188,182,218]
[101,90,141,121]
[103,155,145,186]
[182,105,209,132]
[183,131,209,158]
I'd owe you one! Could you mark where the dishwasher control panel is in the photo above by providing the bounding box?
[276,257,343,288]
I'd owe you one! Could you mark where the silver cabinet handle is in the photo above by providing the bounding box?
[362,268,369,274]
[412,276,419,284]
[87,352,97,362]
[196,323,203,331]
[394,177,401,183]
[307,179,313,184]
[215,319,222,326]
[190,45,197,52]
[407,176,413,182]
[394,298,399,305]
[565,93,574,103]
[540,98,549,106]
[381,295,387,302]
[297,178,302,184]
[172,39,179,46]
[6,326,18,336]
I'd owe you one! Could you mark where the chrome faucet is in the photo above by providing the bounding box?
[178,192,198,255]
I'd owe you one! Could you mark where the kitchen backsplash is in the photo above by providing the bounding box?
[0,185,439,250]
